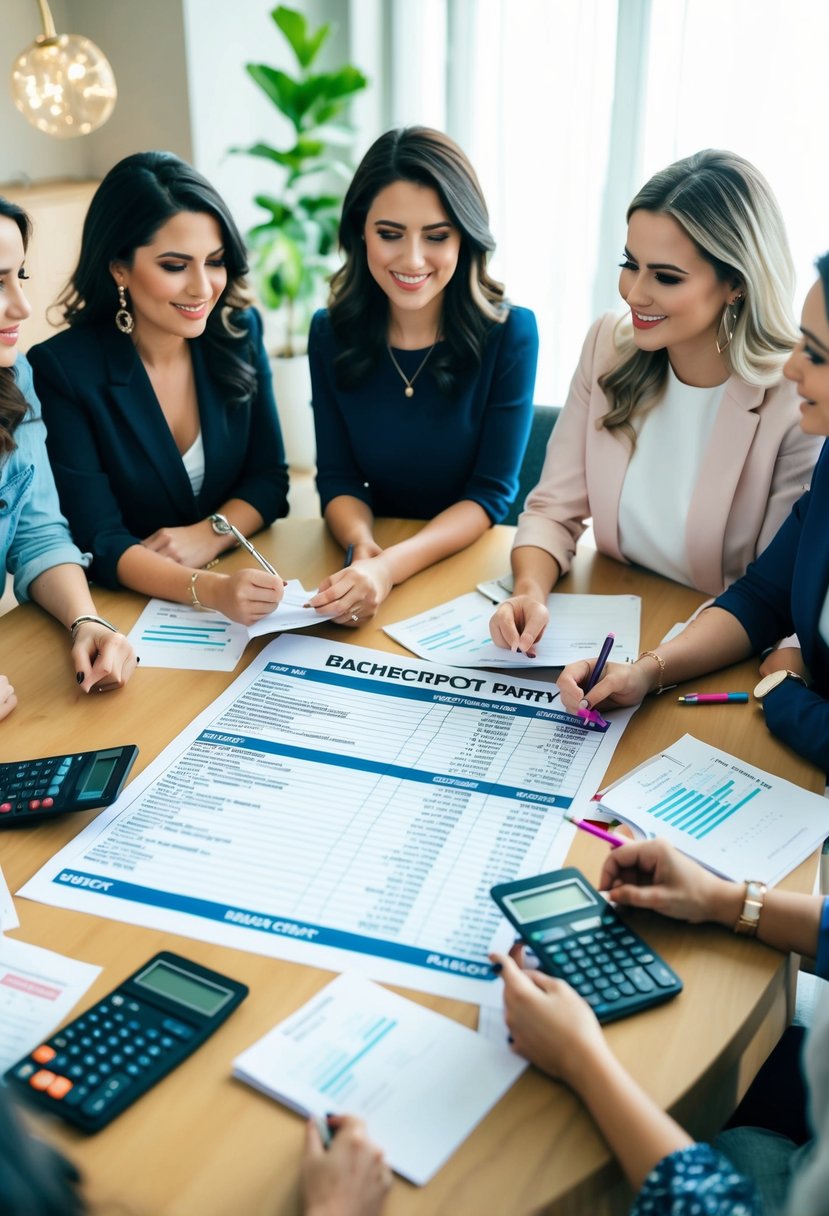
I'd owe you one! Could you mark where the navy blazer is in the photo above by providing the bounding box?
[715,440,829,771]
[28,308,289,588]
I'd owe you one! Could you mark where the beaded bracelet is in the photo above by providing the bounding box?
[69,614,118,640]
[638,649,666,695]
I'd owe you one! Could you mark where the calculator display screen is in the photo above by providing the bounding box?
[134,959,234,1016]
[504,878,594,924]
[79,755,119,799]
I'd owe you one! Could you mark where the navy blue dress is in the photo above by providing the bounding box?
[309,306,538,523]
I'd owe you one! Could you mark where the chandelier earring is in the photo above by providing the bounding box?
[716,292,743,355]
[115,284,134,335]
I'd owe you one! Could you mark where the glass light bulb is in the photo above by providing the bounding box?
[10,34,117,139]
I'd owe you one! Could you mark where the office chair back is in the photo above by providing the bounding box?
[503,403,561,526]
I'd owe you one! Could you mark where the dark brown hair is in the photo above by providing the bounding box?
[0,197,32,457]
[58,151,256,407]
[328,127,506,392]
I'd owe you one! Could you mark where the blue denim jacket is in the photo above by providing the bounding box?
[1,355,86,601]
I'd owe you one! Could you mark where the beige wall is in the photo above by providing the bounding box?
[3,179,98,350]
[1,0,191,185]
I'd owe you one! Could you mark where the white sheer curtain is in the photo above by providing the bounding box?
[641,0,829,307]
[446,0,618,404]
[355,0,829,402]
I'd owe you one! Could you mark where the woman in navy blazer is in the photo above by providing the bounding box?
[29,152,288,625]
[557,253,829,773]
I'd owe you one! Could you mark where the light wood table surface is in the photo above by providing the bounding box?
[0,520,823,1216]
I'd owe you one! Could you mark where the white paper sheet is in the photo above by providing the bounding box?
[0,936,100,1071]
[128,581,326,670]
[19,636,633,1004]
[0,864,19,931]
[585,733,829,886]
[384,591,640,668]
[233,972,527,1185]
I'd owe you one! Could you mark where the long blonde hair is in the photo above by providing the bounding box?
[600,149,797,444]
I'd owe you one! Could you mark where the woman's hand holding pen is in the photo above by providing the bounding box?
[491,948,607,1087]
[310,555,394,626]
[558,658,652,715]
[301,1114,392,1216]
[489,595,549,656]
[202,568,284,625]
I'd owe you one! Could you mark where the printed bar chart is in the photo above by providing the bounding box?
[592,734,829,886]
[648,779,760,839]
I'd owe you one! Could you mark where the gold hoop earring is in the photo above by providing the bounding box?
[716,296,742,355]
[115,284,134,335]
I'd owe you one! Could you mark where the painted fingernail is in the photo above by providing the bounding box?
[490,961,502,974]
[76,672,84,684]
[507,1035,514,1044]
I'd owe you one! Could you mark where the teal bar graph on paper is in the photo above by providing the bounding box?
[644,777,759,841]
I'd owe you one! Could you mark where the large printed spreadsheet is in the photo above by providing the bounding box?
[20,636,630,1003]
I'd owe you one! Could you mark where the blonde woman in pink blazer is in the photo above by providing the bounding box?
[491,150,821,656]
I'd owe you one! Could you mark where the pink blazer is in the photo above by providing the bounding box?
[515,313,822,596]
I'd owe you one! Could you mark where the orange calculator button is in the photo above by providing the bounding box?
[47,1076,73,1100]
[32,1044,56,1064]
[30,1069,56,1091]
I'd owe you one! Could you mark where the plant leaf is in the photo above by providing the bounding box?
[272,5,331,69]
[246,65,301,128]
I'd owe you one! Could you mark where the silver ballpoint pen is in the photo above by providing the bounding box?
[210,513,278,576]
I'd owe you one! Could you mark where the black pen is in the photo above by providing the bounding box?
[584,632,615,695]
[314,1114,334,1148]
[344,544,354,568]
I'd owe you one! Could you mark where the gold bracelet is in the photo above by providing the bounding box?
[638,649,666,694]
[189,571,203,608]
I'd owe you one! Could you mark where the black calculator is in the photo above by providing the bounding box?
[0,745,138,826]
[5,951,249,1132]
[491,867,683,1023]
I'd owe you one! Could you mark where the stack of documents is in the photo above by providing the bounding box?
[580,734,829,886]
[384,591,640,668]
[233,972,526,1185]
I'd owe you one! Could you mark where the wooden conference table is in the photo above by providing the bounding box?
[0,519,823,1216]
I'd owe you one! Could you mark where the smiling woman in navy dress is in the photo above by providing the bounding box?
[308,126,538,625]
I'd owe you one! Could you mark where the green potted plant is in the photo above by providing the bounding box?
[237,5,368,469]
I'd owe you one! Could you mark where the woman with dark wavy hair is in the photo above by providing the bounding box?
[28,152,288,625]
[0,196,134,717]
[307,127,538,625]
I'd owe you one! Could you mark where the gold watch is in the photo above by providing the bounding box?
[734,881,766,936]
[753,669,806,700]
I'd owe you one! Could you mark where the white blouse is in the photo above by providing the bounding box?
[181,431,205,497]
[618,367,726,587]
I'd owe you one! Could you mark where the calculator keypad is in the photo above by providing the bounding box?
[0,755,78,818]
[11,994,188,1120]
[534,919,679,1019]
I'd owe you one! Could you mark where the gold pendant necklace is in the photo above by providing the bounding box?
[387,342,437,398]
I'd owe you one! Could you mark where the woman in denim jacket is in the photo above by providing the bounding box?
[0,197,134,720]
